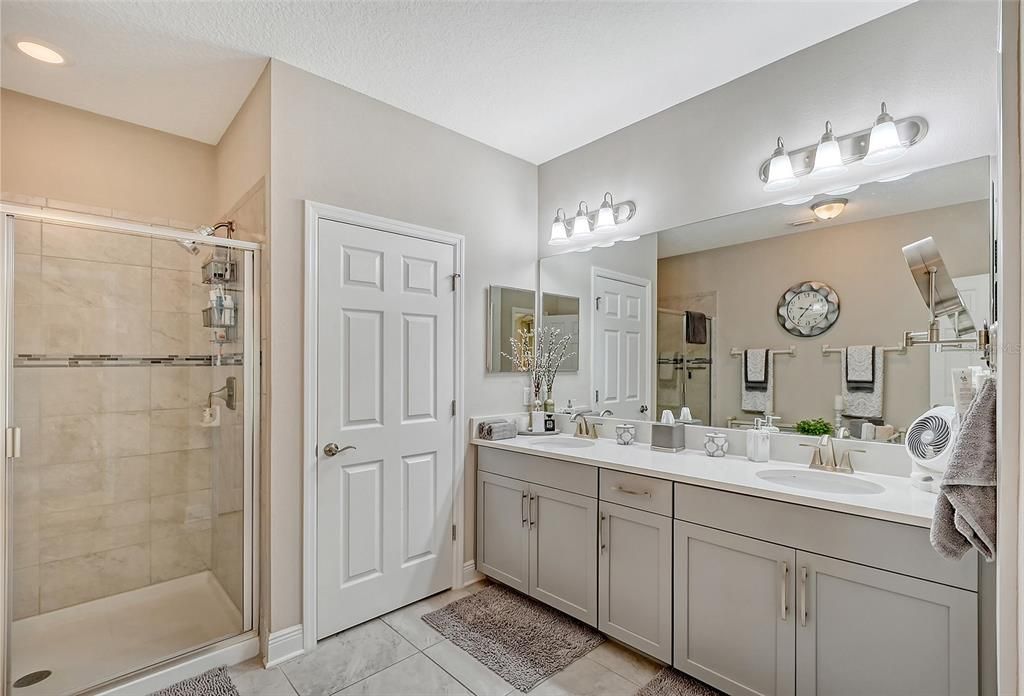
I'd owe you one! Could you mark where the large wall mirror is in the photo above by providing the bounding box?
[538,156,993,443]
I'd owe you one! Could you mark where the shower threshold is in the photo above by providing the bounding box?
[12,571,241,695]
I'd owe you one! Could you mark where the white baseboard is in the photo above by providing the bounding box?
[96,635,258,696]
[265,624,305,667]
[463,560,484,586]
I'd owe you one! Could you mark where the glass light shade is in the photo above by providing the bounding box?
[595,240,616,248]
[863,119,907,165]
[549,218,569,245]
[618,235,641,242]
[877,172,912,182]
[811,198,848,221]
[809,139,847,179]
[571,202,593,240]
[763,138,798,192]
[595,193,617,232]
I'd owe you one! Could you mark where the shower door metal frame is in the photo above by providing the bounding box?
[0,204,262,695]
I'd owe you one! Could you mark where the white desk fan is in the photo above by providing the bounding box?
[905,406,957,493]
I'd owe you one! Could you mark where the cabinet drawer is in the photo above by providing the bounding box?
[478,447,598,498]
[600,469,672,516]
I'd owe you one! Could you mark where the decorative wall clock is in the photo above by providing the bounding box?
[777,281,840,337]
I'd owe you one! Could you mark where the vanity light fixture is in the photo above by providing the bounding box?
[810,198,848,221]
[571,201,594,240]
[808,121,848,180]
[763,137,799,192]
[549,208,570,246]
[16,40,64,64]
[595,192,617,232]
[759,105,927,188]
[824,184,859,196]
[781,195,815,206]
[863,102,908,165]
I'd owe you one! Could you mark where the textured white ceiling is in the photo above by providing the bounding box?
[1,0,911,161]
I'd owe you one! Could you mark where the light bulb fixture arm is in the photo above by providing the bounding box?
[758,115,928,183]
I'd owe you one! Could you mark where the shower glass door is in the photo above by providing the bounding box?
[2,211,259,695]
[656,309,712,426]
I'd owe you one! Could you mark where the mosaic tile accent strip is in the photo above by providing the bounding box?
[14,353,245,368]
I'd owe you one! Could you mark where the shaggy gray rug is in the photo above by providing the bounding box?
[150,666,239,696]
[635,668,724,696]
[422,584,604,691]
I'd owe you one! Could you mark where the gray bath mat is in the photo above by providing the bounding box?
[422,584,604,691]
[150,666,239,696]
[635,668,723,696]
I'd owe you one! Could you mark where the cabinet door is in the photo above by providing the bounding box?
[476,471,529,592]
[529,482,599,626]
[675,521,796,696]
[599,502,672,662]
[796,551,978,696]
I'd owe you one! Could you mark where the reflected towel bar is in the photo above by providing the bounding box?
[729,346,796,357]
[821,344,906,355]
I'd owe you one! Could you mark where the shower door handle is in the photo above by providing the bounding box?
[323,443,355,457]
[5,427,20,459]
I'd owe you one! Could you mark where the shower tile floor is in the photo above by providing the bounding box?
[232,579,665,696]
[12,571,240,696]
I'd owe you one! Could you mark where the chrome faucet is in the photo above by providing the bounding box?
[598,409,614,417]
[800,434,864,474]
[571,413,599,439]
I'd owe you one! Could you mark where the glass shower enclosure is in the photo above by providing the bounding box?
[0,206,260,695]
[656,309,712,426]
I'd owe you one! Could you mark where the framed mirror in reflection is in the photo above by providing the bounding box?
[487,285,536,373]
[537,156,993,442]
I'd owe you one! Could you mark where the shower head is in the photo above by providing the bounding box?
[192,221,235,239]
[178,239,201,256]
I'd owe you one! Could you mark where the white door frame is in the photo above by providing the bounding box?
[590,266,653,416]
[303,201,465,651]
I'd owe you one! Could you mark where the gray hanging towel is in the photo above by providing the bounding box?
[685,311,708,345]
[930,377,997,561]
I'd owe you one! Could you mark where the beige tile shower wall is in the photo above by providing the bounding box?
[11,219,225,620]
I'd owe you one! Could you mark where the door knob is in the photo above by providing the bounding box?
[323,443,355,457]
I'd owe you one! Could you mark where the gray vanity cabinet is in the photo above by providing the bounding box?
[674,521,796,696]
[795,551,978,696]
[599,501,672,662]
[529,483,599,625]
[476,471,529,593]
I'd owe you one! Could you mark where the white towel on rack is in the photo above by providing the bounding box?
[741,349,773,414]
[658,352,675,381]
[842,347,884,418]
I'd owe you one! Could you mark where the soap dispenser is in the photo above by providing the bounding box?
[746,418,771,463]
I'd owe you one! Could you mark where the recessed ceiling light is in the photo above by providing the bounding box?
[781,195,814,206]
[17,40,64,64]
[877,172,912,182]
[810,198,848,221]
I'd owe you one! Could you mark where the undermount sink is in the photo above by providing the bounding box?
[529,438,596,450]
[756,468,885,495]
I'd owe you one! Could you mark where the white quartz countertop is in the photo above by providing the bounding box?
[472,434,939,528]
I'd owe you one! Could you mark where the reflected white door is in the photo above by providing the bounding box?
[928,273,990,406]
[593,272,649,419]
[316,218,455,638]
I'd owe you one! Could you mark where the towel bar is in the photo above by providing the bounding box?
[730,346,796,357]
[821,344,906,355]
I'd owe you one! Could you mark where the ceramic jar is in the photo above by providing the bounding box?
[615,424,636,446]
[704,431,729,457]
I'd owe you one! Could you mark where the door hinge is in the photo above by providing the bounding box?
[450,273,461,291]
[452,524,457,542]
[5,427,21,459]
[595,390,599,403]
[451,399,457,416]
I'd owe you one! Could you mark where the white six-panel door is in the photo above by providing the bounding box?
[316,218,455,638]
[593,272,649,419]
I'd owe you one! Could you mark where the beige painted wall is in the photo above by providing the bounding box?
[1,89,217,225]
[268,60,538,632]
[658,200,990,431]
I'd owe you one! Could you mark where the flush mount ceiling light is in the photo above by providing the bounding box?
[809,121,848,180]
[595,192,617,232]
[547,193,637,247]
[763,137,799,192]
[16,40,64,64]
[549,208,570,246]
[863,102,908,166]
[758,104,927,189]
[781,195,815,206]
[811,198,848,221]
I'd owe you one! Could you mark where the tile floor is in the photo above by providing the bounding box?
[230,580,664,696]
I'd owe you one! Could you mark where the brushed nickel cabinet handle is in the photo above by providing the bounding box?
[529,495,537,528]
[780,561,789,621]
[323,443,356,457]
[613,485,651,497]
[521,491,528,527]
[599,511,606,552]
[799,566,808,627]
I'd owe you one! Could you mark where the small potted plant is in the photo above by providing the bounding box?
[795,418,834,437]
